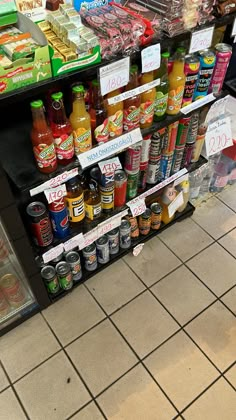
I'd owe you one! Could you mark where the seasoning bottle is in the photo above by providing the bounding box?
[65,176,85,223]
[158,184,177,224]
[123,65,141,132]
[84,180,102,221]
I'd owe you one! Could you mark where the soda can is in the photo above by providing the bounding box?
[100,184,114,213]
[126,170,139,199]
[162,121,179,154]
[41,265,60,294]
[96,235,110,264]
[182,54,200,107]
[175,117,191,146]
[124,144,142,172]
[140,135,151,164]
[125,214,139,238]
[65,251,82,282]
[209,43,232,94]
[114,170,127,207]
[138,167,147,193]
[181,142,195,168]
[146,156,161,184]
[139,209,151,235]
[171,145,185,174]
[26,202,53,247]
[107,228,119,255]
[82,243,97,271]
[100,171,114,187]
[151,128,166,156]
[119,220,131,249]
[159,152,174,180]
[49,198,70,239]
[193,49,216,100]
[0,274,25,308]
[56,262,73,290]
[150,203,162,230]
[186,111,199,144]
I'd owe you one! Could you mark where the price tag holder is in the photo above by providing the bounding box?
[231,17,236,37]
[168,192,184,219]
[98,157,122,174]
[127,198,146,217]
[205,116,233,157]
[99,57,130,96]
[141,44,161,73]
[44,184,67,204]
[30,167,78,197]
[64,233,84,253]
[42,243,64,264]
[189,26,214,54]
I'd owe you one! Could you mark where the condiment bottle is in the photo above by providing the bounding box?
[65,176,85,223]
[140,70,156,129]
[158,184,177,224]
[50,92,74,165]
[30,100,57,174]
[123,65,141,132]
[167,48,186,116]
[154,52,169,122]
[84,180,102,221]
[69,85,92,154]
[90,79,109,144]
[105,88,124,139]
[176,180,190,212]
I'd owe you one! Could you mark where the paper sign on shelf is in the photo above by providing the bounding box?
[107,79,160,105]
[77,128,143,169]
[98,157,122,174]
[30,167,78,197]
[64,233,84,253]
[205,116,233,157]
[168,192,184,219]
[99,57,130,96]
[189,26,214,54]
[205,95,230,124]
[231,17,236,36]
[127,198,146,217]
[181,93,215,115]
[141,44,161,73]
[42,243,64,264]
[44,184,67,204]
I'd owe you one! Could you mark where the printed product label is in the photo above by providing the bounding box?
[32,218,53,247]
[123,106,140,131]
[33,143,57,169]
[182,74,198,106]
[94,118,109,143]
[59,273,73,290]
[85,202,102,220]
[100,189,114,210]
[73,128,92,154]
[154,92,168,117]
[108,110,123,138]
[193,68,214,99]
[47,278,59,294]
[66,193,85,222]
[167,86,184,113]
[54,134,74,160]
[140,101,154,125]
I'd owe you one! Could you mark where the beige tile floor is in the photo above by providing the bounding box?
[1,186,236,420]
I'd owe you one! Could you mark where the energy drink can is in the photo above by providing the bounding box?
[175,117,191,146]
[96,235,110,264]
[140,135,151,164]
[209,43,232,94]
[56,262,73,291]
[48,198,70,239]
[26,202,53,248]
[146,156,161,184]
[82,243,97,271]
[150,203,162,230]
[171,145,186,174]
[162,121,179,154]
[41,265,60,294]
[150,130,163,158]
[107,228,119,255]
[186,111,199,144]
[125,215,139,238]
[181,142,195,168]
[126,170,139,199]
[159,152,174,180]
[65,251,82,282]
[124,144,142,172]
[182,54,200,107]
[138,164,147,192]
[193,49,216,100]
[139,209,151,235]
[119,220,131,249]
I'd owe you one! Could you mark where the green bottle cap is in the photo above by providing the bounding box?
[92,79,99,87]
[130,64,138,74]
[176,47,186,53]
[72,85,84,94]
[51,92,63,100]
[161,52,170,58]
[30,99,43,108]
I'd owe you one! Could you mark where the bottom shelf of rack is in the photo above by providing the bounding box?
[49,202,195,303]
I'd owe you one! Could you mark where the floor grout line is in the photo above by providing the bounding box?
[215,193,236,214]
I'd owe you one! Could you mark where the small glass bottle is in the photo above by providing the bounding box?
[65,176,85,224]
[84,180,102,221]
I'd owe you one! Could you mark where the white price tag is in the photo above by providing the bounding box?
[44,184,67,204]
[232,17,236,36]
[107,79,160,105]
[141,44,161,73]
[205,117,233,157]
[42,243,64,264]
[127,198,146,217]
[168,192,184,218]
[205,95,230,124]
[30,167,78,197]
[78,128,143,169]
[64,233,84,252]
[98,157,122,174]
[189,26,214,54]
[181,93,215,115]
[99,57,130,96]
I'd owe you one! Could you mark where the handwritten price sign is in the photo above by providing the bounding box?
[42,243,64,264]
[128,198,146,217]
[99,57,130,96]
[189,26,214,54]
[44,184,67,204]
[141,44,160,73]
[205,117,233,157]
[98,157,122,174]
[30,168,78,197]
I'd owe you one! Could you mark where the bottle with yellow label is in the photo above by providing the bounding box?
[167,48,186,116]
[105,88,123,139]
[69,85,92,154]
[65,176,85,223]
[84,180,102,221]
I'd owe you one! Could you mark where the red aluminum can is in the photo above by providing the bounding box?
[209,43,232,94]
[124,144,142,172]
[163,121,179,154]
[26,201,53,247]
[114,170,127,207]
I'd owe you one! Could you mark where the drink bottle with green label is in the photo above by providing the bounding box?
[154,52,169,122]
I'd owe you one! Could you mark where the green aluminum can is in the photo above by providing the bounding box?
[126,170,139,200]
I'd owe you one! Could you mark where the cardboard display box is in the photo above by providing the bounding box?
[0,0,18,27]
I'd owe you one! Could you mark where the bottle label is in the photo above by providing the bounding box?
[167,87,184,113]
[33,143,57,169]
[140,101,154,125]
[54,134,74,160]
[85,202,102,220]
[100,189,114,210]
[108,110,123,138]
[73,128,92,154]
[182,74,198,106]
[123,106,140,131]
[66,193,85,222]
[154,92,168,117]
[94,118,109,143]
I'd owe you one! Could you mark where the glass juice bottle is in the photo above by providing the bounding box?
[50,92,74,165]
[65,176,85,224]
[167,49,186,116]
[69,85,92,154]
[105,88,124,139]
[90,79,109,144]
[30,100,57,174]
[140,70,156,129]
[123,65,141,132]
[84,180,102,221]
[154,52,169,122]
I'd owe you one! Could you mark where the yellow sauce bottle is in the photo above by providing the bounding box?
[140,70,156,129]
[105,89,123,139]
[167,48,186,116]
[158,184,177,224]
[69,85,92,154]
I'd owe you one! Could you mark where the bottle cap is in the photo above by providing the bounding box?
[161,51,170,58]
[92,79,99,87]
[176,47,186,53]
[51,92,63,100]
[30,99,43,108]
[72,85,84,94]
[130,64,138,74]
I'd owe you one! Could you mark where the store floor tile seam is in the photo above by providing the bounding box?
[190,212,236,242]
[215,194,236,213]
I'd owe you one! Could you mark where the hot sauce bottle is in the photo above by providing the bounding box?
[30,100,57,174]
[123,65,141,132]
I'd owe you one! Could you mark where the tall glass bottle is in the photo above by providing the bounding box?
[123,65,141,132]
[84,179,102,221]
[30,100,57,174]
[140,70,156,129]
[69,85,92,154]
[65,176,85,224]
[50,92,74,165]
[154,52,169,122]
[105,88,124,139]
[166,48,186,116]
[90,79,109,144]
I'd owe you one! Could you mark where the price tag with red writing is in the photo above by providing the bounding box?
[98,157,122,174]
[44,184,67,204]
[99,57,130,96]
[64,233,84,252]
[42,243,64,264]
[205,117,233,157]
[141,44,160,73]
[189,26,214,54]
[30,167,78,197]
[127,198,146,217]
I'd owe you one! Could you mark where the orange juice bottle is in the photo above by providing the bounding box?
[105,89,123,139]
[140,70,156,129]
[167,48,186,116]
[69,85,92,154]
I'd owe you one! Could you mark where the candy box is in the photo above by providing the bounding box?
[0,0,17,26]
